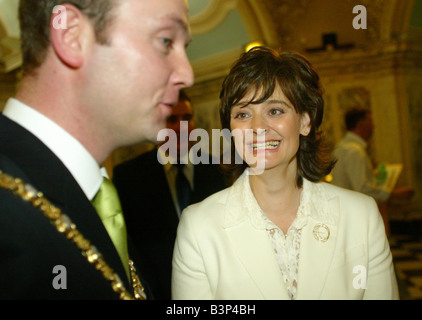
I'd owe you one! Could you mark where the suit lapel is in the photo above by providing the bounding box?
[0,115,132,291]
[296,193,340,299]
[226,222,290,299]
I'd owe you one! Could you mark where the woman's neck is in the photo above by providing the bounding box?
[249,165,302,233]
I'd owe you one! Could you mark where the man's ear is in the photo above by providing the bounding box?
[50,4,92,69]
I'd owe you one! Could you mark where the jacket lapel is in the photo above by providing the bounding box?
[223,171,341,300]
[226,222,290,299]
[0,115,132,291]
[296,190,340,299]
[223,171,290,299]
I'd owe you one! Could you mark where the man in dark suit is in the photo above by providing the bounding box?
[0,0,193,299]
[113,91,227,300]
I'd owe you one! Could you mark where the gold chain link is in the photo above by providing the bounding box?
[0,170,146,300]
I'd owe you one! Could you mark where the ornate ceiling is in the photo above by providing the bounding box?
[188,0,421,58]
[0,0,421,74]
[185,0,422,84]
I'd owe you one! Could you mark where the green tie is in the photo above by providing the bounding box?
[92,178,130,280]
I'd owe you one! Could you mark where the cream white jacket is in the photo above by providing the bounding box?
[172,171,399,300]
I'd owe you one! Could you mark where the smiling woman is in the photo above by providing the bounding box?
[229,86,310,176]
[171,46,399,300]
[219,46,333,186]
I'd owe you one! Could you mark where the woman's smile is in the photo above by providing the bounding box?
[249,140,281,153]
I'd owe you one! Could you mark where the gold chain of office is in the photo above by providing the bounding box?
[0,170,146,300]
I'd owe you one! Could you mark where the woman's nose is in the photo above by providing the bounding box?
[251,114,268,135]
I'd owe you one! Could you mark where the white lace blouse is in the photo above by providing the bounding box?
[244,174,311,300]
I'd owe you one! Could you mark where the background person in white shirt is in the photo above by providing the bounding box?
[331,108,414,235]
[331,109,389,201]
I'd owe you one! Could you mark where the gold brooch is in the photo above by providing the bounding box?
[313,223,330,242]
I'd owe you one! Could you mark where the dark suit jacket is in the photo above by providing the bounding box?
[113,148,227,300]
[0,114,150,299]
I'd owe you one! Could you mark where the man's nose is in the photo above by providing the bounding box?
[173,51,194,89]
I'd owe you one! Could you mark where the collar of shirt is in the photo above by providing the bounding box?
[242,169,310,233]
[345,131,367,149]
[3,98,103,200]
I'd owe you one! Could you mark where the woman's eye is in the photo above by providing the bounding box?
[269,109,284,116]
[234,112,249,119]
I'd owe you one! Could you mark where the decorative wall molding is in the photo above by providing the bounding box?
[389,0,416,40]
[0,0,21,73]
[0,0,20,39]
[239,0,279,47]
[190,46,244,83]
[0,37,22,73]
[263,0,309,50]
[189,0,237,35]
[357,0,386,43]
[307,43,422,81]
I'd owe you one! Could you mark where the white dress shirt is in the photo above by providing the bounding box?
[3,98,103,200]
[331,131,389,202]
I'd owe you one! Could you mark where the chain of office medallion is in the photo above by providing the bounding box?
[0,170,146,300]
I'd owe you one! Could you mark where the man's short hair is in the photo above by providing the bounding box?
[19,0,117,75]
[345,108,370,131]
